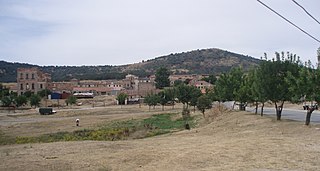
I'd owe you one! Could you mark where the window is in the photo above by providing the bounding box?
[26,73,29,79]
[32,74,35,79]
[32,83,35,90]
[20,73,23,79]
[26,83,29,90]
[20,84,23,90]
[40,84,43,89]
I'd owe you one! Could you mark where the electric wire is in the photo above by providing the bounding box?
[257,0,320,43]
[291,0,320,25]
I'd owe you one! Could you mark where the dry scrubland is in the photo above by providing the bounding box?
[1,104,320,171]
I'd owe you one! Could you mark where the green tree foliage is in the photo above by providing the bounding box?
[213,67,244,109]
[197,95,212,117]
[175,84,194,108]
[163,88,176,108]
[155,67,170,89]
[15,95,28,107]
[201,74,217,84]
[37,89,51,98]
[259,52,300,120]
[23,91,33,98]
[158,91,169,111]
[30,94,41,108]
[116,93,128,105]
[247,69,267,115]
[0,84,10,99]
[189,87,202,112]
[234,74,251,111]
[1,95,15,107]
[66,95,77,106]
[173,80,184,86]
[286,61,320,125]
[144,94,160,110]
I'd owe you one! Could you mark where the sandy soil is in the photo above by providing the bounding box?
[1,104,320,171]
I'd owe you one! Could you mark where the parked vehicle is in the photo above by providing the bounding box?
[39,107,56,115]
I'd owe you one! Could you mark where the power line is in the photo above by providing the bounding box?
[257,0,320,43]
[291,0,320,25]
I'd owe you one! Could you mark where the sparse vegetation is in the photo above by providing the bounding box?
[1,113,196,145]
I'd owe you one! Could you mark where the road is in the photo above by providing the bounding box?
[218,101,320,123]
[246,107,320,123]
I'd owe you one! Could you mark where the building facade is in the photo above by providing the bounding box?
[17,68,52,95]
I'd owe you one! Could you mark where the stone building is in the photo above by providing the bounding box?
[17,68,52,95]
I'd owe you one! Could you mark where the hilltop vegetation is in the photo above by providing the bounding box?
[0,48,260,82]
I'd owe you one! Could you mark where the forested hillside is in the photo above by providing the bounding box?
[0,48,260,82]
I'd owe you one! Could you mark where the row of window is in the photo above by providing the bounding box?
[20,83,43,90]
[19,73,36,79]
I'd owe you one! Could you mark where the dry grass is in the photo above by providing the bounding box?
[1,104,320,170]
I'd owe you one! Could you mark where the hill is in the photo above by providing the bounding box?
[0,48,260,82]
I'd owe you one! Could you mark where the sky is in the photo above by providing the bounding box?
[0,0,319,66]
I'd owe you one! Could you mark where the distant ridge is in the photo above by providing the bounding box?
[0,48,260,82]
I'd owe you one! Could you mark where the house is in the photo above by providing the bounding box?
[189,80,213,93]
[17,68,52,95]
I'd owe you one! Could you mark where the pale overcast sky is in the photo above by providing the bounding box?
[0,0,319,66]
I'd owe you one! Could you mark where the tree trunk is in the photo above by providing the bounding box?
[255,101,258,115]
[261,102,265,116]
[239,103,246,111]
[232,101,236,110]
[305,108,315,125]
[162,105,164,111]
[275,101,284,120]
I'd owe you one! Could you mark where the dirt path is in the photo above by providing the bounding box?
[1,107,320,171]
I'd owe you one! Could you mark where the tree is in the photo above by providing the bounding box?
[189,87,202,112]
[37,89,51,98]
[163,88,176,109]
[259,52,300,120]
[197,95,212,117]
[15,95,28,107]
[175,84,194,109]
[234,74,250,111]
[23,91,33,98]
[212,67,244,109]
[251,67,268,116]
[144,93,160,110]
[317,47,320,69]
[158,91,169,111]
[30,94,41,108]
[0,84,10,99]
[286,61,320,125]
[201,74,217,84]
[1,95,15,107]
[155,67,170,89]
[66,95,77,106]
[173,80,184,87]
[116,93,128,107]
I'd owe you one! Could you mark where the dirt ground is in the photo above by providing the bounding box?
[1,104,320,171]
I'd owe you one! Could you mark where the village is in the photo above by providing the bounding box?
[2,67,213,108]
